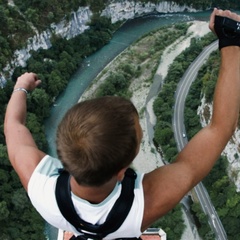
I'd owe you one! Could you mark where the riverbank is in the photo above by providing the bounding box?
[78,20,210,240]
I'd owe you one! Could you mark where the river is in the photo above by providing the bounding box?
[44,11,211,240]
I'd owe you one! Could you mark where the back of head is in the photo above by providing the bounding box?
[56,96,139,186]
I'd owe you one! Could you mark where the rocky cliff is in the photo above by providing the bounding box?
[198,97,240,191]
[1,1,197,83]
[102,1,196,23]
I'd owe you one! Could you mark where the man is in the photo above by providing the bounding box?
[4,8,240,239]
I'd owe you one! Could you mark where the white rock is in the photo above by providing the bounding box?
[101,1,197,23]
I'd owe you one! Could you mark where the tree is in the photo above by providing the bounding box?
[0,201,9,221]
[11,188,29,210]
[0,144,10,166]
[204,79,216,102]
[153,97,165,117]
[151,204,185,240]
[165,147,178,162]
[47,70,67,97]
[26,113,48,151]
[28,88,51,120]
[154,126,173,146]
[96,81,115,97]
[119,63,135,79]
[111,73,128,90]
[89,30,111,50]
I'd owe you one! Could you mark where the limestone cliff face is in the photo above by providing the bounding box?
[198,97,240,191]
[2,1,197,81]
[4,7,92,76]
[102,1,196,23]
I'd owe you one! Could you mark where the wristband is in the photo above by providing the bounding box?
[214,16,240,49]
[13,87,29,95]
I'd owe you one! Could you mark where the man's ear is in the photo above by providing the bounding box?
[116,167,128,182]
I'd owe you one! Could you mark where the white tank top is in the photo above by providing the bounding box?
[28,155,145,239]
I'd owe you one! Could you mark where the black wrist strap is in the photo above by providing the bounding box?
[55,168,137,239]
[214,16,240,49]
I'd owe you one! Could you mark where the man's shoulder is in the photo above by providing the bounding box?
[33,155,63,175]
[27,155,63,193]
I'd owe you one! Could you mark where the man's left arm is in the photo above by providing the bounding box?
[4,72,46,191]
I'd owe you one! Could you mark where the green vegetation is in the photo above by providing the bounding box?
[191,202,215,240]
[1,0,239,76]
[1,0,240,239]
[185,50,240,240]
[14,0,107,29]
[153,32,216,163]
[151,204,185,239]
[12,15,117,99]
[94,23,190,99]
[0,1,34,70]
[0,0,113,75]
[152,33,221,239]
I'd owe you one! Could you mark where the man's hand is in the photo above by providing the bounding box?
[14,72,41,92]
[209,8,240,49]
[209,8,240,32]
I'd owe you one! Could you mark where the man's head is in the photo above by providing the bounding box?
[56,96,142,186]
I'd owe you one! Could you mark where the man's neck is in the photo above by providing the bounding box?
[70,176,118,204]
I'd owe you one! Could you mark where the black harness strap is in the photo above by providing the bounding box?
[55,168,138,239]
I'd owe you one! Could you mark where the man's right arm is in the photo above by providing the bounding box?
[141,9,240,231]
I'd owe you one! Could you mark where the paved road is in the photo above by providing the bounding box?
[172,40,228,240]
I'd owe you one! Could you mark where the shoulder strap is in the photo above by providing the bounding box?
[55,170,97,238]
[55,168,137,239]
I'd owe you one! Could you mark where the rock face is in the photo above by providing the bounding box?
[4,7,92,75]
[102,1,196,23]
[51,7,92,40]
[198,97,240,192]
[2,1,197,80]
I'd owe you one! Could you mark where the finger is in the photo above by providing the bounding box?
[29,72,38,81]
[209,8,217,23]
[224,10,232,18]
[209,8,217,32]
[229,12,240,22]
[35,79,41,87]
[216,9,224,16]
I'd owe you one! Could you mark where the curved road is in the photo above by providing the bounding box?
[173,40,228,240]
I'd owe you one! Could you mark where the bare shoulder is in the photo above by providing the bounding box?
[141,162,193,231]
[12,146,46,191]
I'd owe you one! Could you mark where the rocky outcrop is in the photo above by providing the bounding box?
[4,7,92,74]
[51,7,92,40]
[198,96,240,191]
[102,1,196,23]
[2,1,197,81]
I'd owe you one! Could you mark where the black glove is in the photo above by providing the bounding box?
[214,15,240,49]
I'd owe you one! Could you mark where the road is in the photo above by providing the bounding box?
[172,40,228,240]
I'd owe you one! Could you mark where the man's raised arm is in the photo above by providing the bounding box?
[4,72,46,191]
[141,9,240,230]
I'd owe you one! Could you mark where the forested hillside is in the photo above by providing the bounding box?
[1,0,240,74]
[0,0,240,239]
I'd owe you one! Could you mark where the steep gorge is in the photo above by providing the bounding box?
[1,1,197,83]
